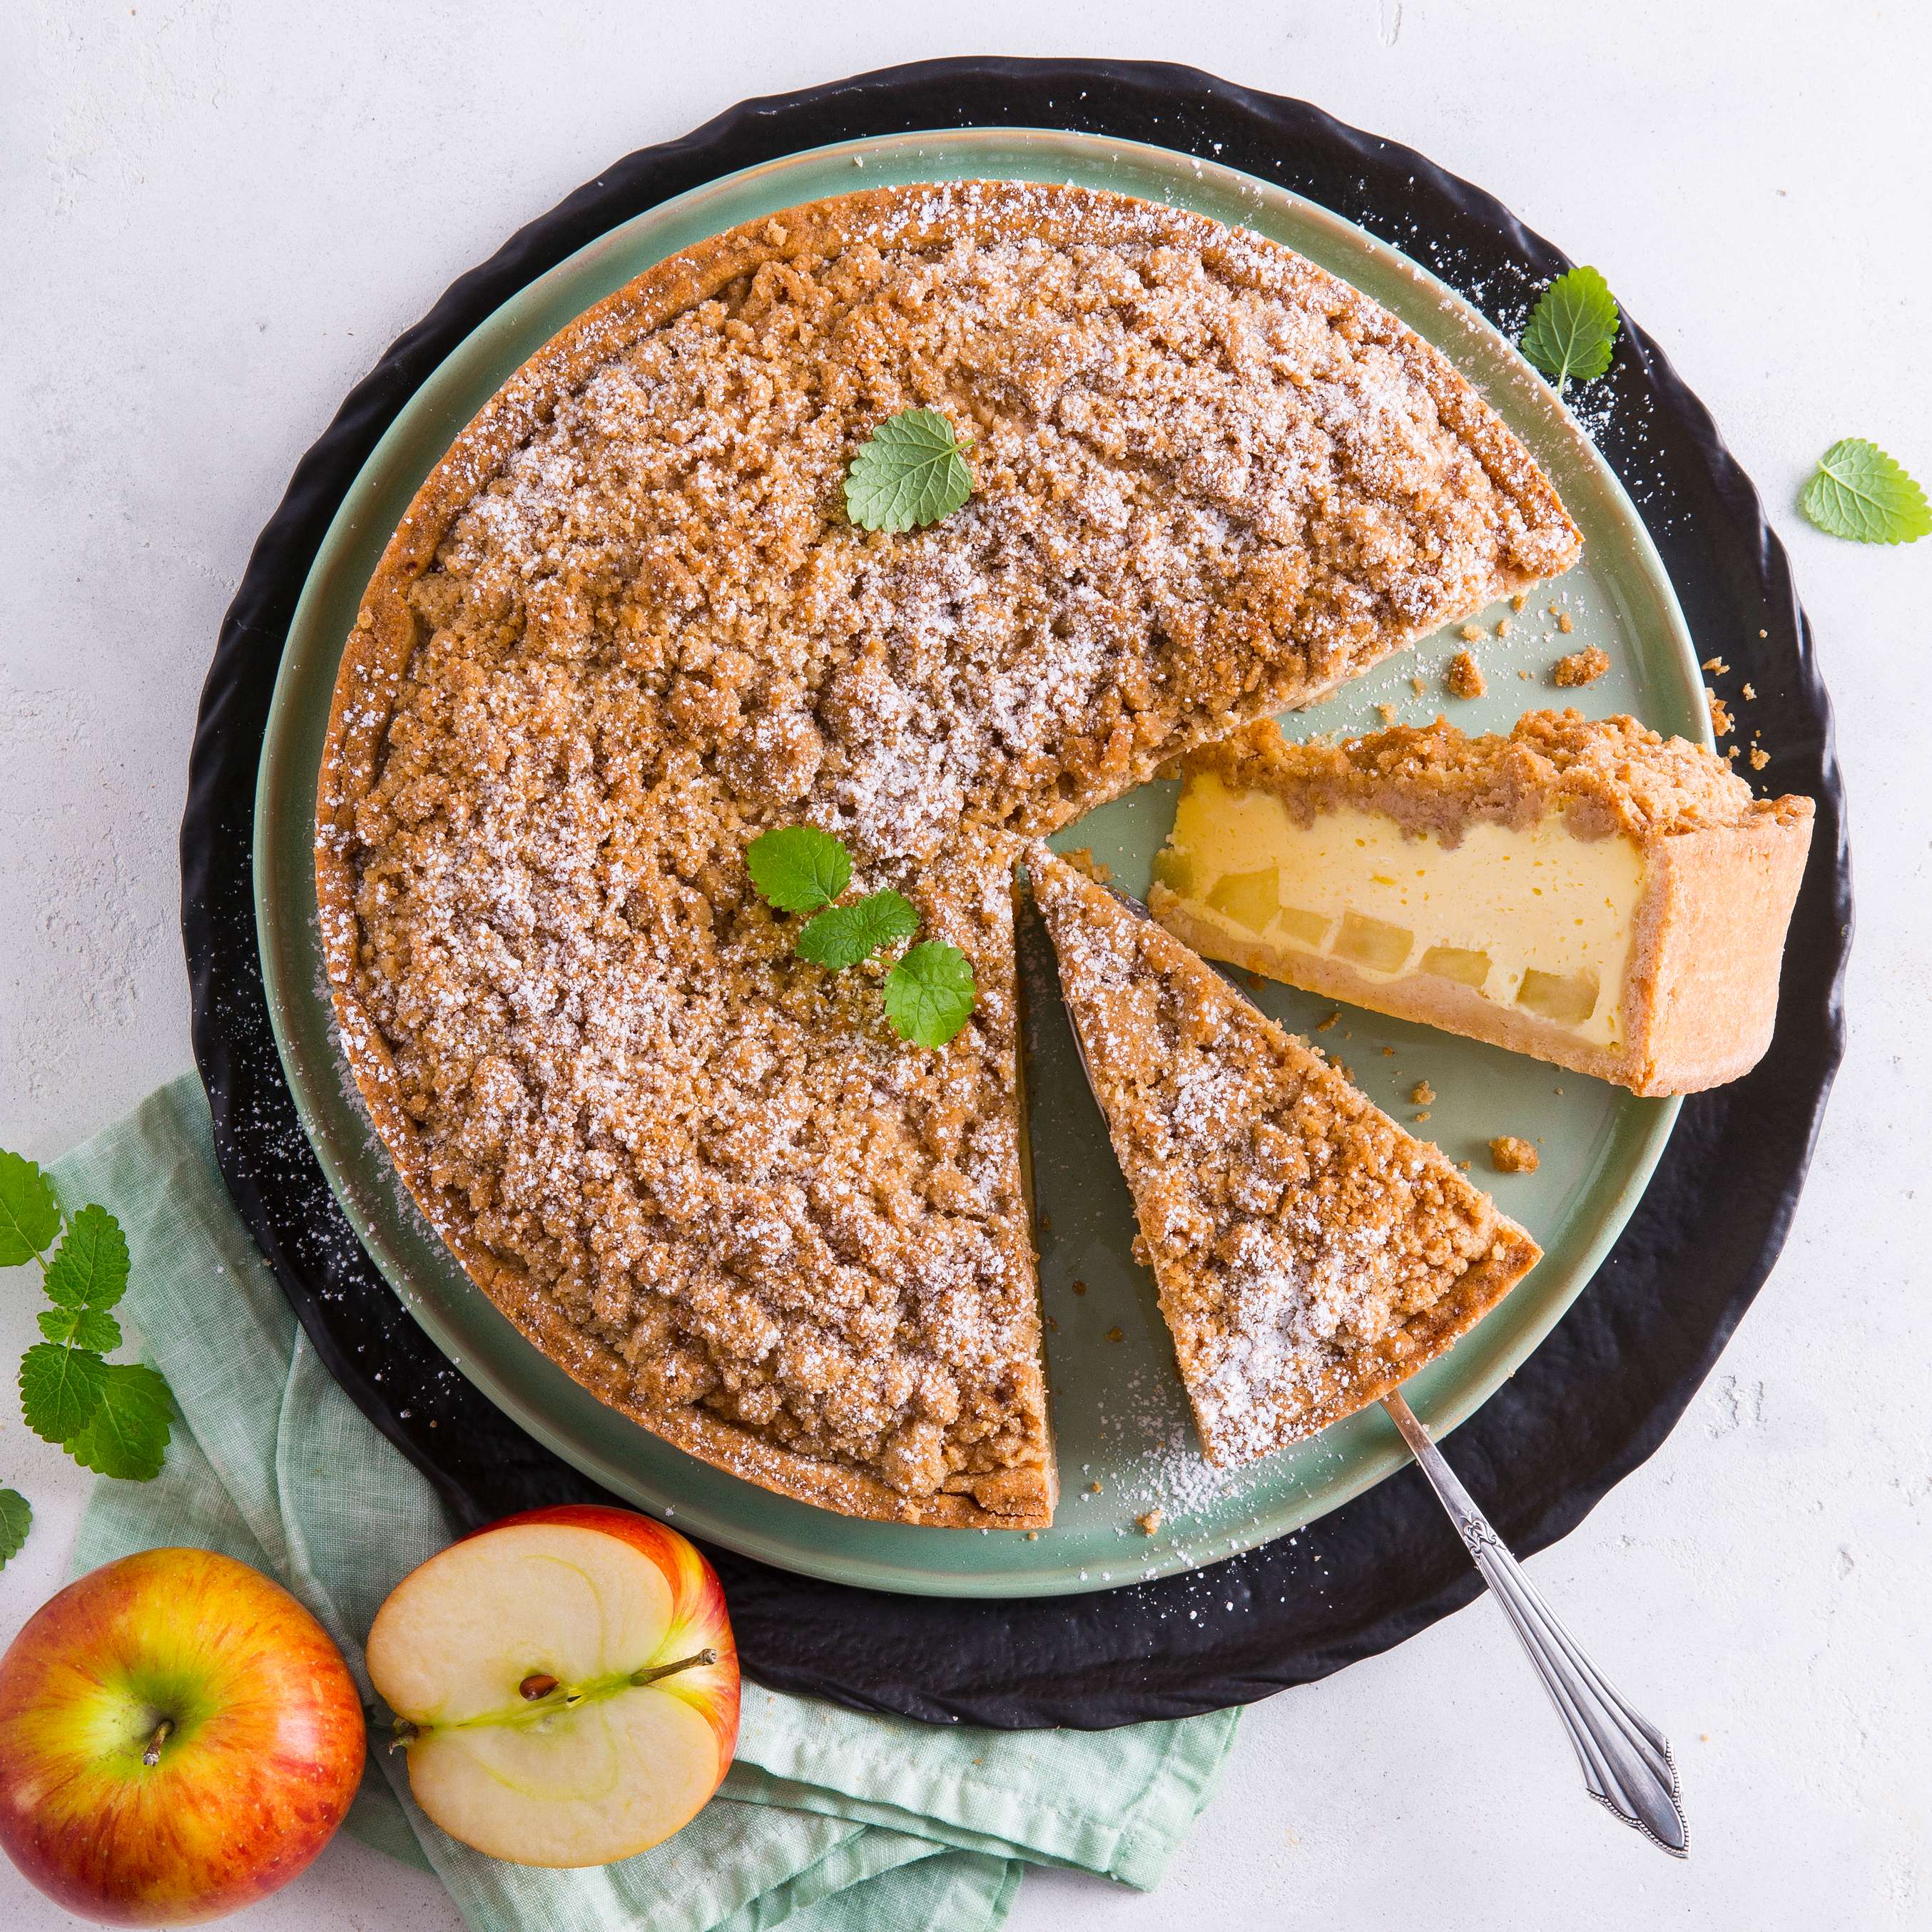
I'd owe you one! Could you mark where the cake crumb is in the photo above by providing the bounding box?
[1709,689,1734,736]
[1072,1278,1087,1296]
[1557,612,1575,634]
[1742,682,1756,701]
[1376,703,1397,725]
[1727,745,1741,761]
[1495,616,1512,638]
[1749,746,1770,771]
[1107,1327,1124,1343]
[1414,1109,1431,1122]
[1136,1509,1164,1536]
[1554,646,1611,688]
[1410,1080,1435,1106]
[1758,629,1768,639]
[1702,656,1730,675]
[1381,1044,1395,1057]
[1490,1136,1540,1174]
[1316,1010,1339,1032]
[1510,591,1527,612]
[1445,649,1487,699]
[1410,673,1428,697]
[1458,621,1485,642]
[1045,1314,1059,1332]
[1025,1530,1039,1541]
[1517,668,1533,681]
[1087,1480,1103,1494]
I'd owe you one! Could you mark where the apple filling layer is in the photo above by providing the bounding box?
[1154,771,1644,1048]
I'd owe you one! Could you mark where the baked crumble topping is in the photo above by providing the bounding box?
[315,181,1585,1521]
[1183,708,1799,848]
[1030,849,1537,1464]
[1552,644,1610,687]
[1490,1136,1540,1174]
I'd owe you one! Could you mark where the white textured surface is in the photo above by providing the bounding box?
[2,3,1927,1927]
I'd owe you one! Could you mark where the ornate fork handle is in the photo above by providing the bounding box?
[1382,1390,1689,1858]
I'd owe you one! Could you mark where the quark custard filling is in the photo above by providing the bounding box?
[1149,712,1815,1097]
[1155,771,1644,1049]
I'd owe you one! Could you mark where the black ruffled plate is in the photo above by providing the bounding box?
[183,56,1849,1728]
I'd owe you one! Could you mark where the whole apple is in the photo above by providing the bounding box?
[0,1547,365,1926]
[367,1503,739,1866]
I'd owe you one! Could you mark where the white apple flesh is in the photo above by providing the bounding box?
[365,1506,738,1867]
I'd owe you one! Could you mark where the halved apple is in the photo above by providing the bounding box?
[365,1505,739,1867]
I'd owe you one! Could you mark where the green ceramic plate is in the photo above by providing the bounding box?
[255,127,1707,1598]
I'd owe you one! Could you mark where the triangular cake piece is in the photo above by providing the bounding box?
[1029,846,1540,1465]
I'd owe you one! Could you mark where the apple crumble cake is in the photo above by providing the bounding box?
[1029,848,1540,1463]
[1150,711,1814,1095]
[317,180,1583,1522]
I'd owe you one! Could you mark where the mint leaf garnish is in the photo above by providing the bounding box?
[1520,266,1620,390]
[747,825,852,914]
[43,1204,131,1311]
[20,1341,107,1445]
[844,408,974,533]
[0,1151,61,1266]
[2,1155,171,1483]
[0,1489,29,1570]
[883,941,977,1047]
[796,890,920,970]
[39,1306,123,1353]
[66,1363,173,1483]
[1799,439,1931,544]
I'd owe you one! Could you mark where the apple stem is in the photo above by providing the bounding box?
[629,1647,718,1688]
[141,1719,173,1768]
[390,1717,420,1753]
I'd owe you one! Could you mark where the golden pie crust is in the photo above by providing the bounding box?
[315,181,1581,1524]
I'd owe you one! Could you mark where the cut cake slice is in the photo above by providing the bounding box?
[1029,847,1540,1466]
[1149,711,1814,1097]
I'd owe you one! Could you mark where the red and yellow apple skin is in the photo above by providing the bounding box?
[0,1547,366,1926]
[367,1503,740,1866]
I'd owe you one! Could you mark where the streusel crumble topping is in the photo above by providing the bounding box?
[1030,848,1538,1464]
[317,183,1580,1520]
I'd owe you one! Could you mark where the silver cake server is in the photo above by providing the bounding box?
[1053,878,1689,1856]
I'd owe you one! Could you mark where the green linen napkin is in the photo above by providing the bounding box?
[56,1077,1239,1932]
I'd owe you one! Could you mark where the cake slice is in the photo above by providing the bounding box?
[1029,848,1540,1466]
[1150,712,1814,1097]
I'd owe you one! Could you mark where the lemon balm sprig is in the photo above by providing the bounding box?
[1,1151,173,1493]
[745,827,977,1047]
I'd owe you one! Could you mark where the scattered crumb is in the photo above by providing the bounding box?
[1445,648,1487,699]
[1709,689,1734,736]
[1490,1135,1540,1174]
[1552,1087,1564,1096]
[1554,646,1612,688]
[1758,629,1768,639]
[1410,673,1428,697]
[1414,1109,1431,1122]
[1316,1010,1339,1032]
[1106,1326,1124,1343]
[1025,1530,1039,1541]
[1702,656,1730,675]
[1457,1159,1472,1172]
[1381,1044,1395,1057]
[1510,591,1527,612]
[1517,668,1533,681]
[1088,1480,1103,1494]
[1742,682,1756,701]
[1750,746,1770,771]
[1045,1313,1059,1332]
[1494,616,1511,638]
[1458,621,1485,642]
[1557,612,1575,634]
[1410,1080,1436,1106]
[1136,1509,1164,1536]
[1546,603,1564,619]
[1376,702,1397,725]
[1727,746,1741,761]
